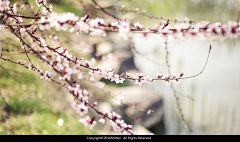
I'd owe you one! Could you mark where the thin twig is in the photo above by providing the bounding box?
[91,0,121,21]
[164,37,193,133]
[180,45,211,80]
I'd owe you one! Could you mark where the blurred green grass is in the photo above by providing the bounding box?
[0,60,97,135]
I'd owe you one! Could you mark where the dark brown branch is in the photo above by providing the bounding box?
[91,0,121,21]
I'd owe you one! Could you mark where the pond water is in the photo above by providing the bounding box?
[121,0,240,135]
[132,32,240,134]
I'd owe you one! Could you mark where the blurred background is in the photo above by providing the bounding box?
[0,0,240,135]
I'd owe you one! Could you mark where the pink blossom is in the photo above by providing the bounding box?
[16,17,23,23]
[216,22,221,27]
[147,109,152,115]
[99,118,105,124]
[89,18,104,28]
[135,79,143,86]
[40,71,52,81]
[175,79,180,85]
[164,74,170,81]
[55,63,63,71]
[110,74,120,83]
[156,72,163,79]
[29,64,33,70]
[196,21,210,29]
[80,15,89,21]
[49,4,53,12]
[76,103,88,116]
[126,72,133,78]
[78,21,90,33]
[134,22,143,29]
[48,13,59,28]
[84,60,91,67]
[136,73,144,78]
[20,28,26,35]
[118,21,131,40]
[82,89,89,98]
[104,72,114,80]
[0,0,10,11]
[144,75,153,84]
[13,3,17,14]
[227,21,239,39]
[40,38,47,47]
[0,25,5,31]
[111,121,121,132]
[39,17,50,30]
[79,116,96,129]
[112,111,121,119]
[111,21,118,27]
[90,29,104,36]
[42,7,48,15]
[118,78,125,84]
[35,0,47,7]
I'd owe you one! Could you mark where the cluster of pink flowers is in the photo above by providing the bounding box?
[79,116,96,129]
[40,71,53,81]
[38,11,107,37]
[28,63,53,82]
[89,67,125,84]
[0,0,10,11]
[68,85,89,103]
[118,21,131,40]
[35,0,47,7]
[104,111,136,134]
[134,22,143,29]
[168,21,240,41]
[71,102,88,116]
[131,73,154,86]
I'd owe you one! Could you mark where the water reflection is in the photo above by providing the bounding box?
[132,33,240,134]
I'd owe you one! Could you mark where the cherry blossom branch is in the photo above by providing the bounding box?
[2,11,40,19]
[5,18,212,97]
[3,24,136,134]
[0,55,136,134]
[107,6,195,24]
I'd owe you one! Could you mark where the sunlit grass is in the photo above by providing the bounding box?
[0,62,97,135]
[0,110,96,135]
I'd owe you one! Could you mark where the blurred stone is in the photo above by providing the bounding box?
[118,56,138,74]
[97,41,113,55]
[98,102,113,112]
[110,86,165,134]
